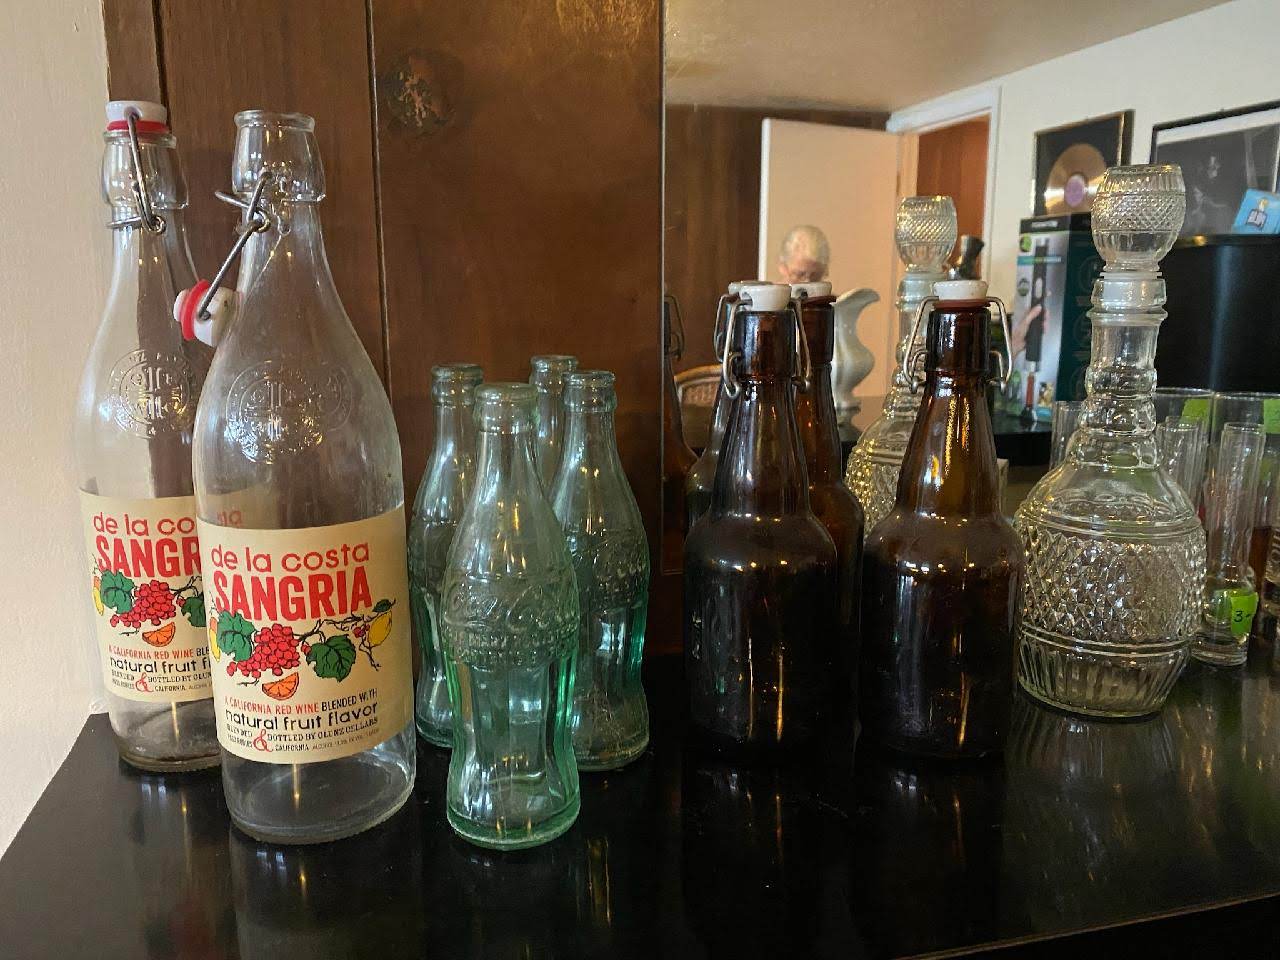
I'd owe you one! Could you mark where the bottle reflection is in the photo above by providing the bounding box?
[847,746,1004,956]
[125,770,234,959]
[229,802,424,960]
[683,758,850,958]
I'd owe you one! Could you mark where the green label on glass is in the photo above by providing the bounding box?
[1218,588,1260,638]
[1263,398,1280,435]
[1181,397,1211,424]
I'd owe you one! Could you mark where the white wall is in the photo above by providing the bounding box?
[0,0,110,852]
[892,0,1280,307]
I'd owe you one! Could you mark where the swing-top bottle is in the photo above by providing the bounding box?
[844,196,956,533]
[74,101,218,770]
[191,111,416,842]
[1014,165,1206,717]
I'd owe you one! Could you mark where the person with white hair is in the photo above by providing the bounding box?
[777,224,830,283]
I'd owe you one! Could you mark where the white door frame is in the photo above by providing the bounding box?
[887,86,1001,280]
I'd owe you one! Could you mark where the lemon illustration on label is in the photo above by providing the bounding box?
[366,610,392,648]
[92,575,104,616]
[208,614,220,661]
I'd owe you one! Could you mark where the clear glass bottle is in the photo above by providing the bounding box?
[409,363,483,746]
[549,370,650,770]
[74,100,218,770]
[1015,165,1206,717]
[1193,422,1263,666]
[685,281,749,532]
[684,283,839,757]
[530,354,578,488]
[859,283,1024,757]
[844,197,957,533]
[192,111,416,842]
[440,383,580,848]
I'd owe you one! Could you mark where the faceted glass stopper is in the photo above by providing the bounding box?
[895,196,957,272]
[1091,164,1185,271]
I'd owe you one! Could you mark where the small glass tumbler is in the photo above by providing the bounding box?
[1194,422,1264,666]
[1153,386,1214,426]
[1049,400,1084,468]
[1210,392,1280,590]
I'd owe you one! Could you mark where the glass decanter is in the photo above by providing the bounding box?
[192,111,416,842]
[844,196,956,532]
[409,363,483,747]
[549,370,650,770]
[530,354,578,488]
[1014,164,1206,717]
[74,101,218,770]
[440,383,580,848]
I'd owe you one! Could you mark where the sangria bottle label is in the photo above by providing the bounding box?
[79,492,212,703]
[198,506,413,763]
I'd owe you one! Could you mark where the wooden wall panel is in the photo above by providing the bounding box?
[664,105,888,372]
[372,0,663,529]
[916,116,989,246]
[149,0,386,380]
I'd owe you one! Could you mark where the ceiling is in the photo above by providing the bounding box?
[665,0,1229,113]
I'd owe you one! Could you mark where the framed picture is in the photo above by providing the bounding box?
[1032,111,1133,216]
[1151,100,1280,236]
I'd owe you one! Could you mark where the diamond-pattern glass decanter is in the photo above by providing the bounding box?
[844,196,956,532]
[1014,164,1206,718]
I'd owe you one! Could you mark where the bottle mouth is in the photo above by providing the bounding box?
[234,110,316,131]
[475,382,537,432]
[432,363,484,403]
[564,370,617,409]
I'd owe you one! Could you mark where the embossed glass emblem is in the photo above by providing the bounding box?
[109,349,194,437]
[226,360,349,462]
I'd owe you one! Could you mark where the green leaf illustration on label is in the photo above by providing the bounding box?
[373,598,393,614]
[217,612,256,662]
[306,634,357,681]
[99,569,135,612]
[180,593,206,628]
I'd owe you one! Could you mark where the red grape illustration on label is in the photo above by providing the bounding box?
[93,565,206,635]
[208,598,396,701]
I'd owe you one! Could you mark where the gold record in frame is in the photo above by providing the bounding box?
[1042,143,1107,214]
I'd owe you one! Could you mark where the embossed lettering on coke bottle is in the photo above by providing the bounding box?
[684,282,840,757]
[192,111,415,844]
[74,101,217,771]
[550,371,650,770]
[440,383,580,848]
[409,363,483,747]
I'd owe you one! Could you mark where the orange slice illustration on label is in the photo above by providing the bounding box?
[142,622,176,647]
[262,672,300,701]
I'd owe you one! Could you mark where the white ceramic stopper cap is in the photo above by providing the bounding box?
[739,282,792,312]
[173,285,236,347]
[790,281,832,298]
[934,279,988,301]
[107,100,168,125]
[727,279,758,295]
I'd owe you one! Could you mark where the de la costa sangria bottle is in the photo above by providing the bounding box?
[75,101,217,770]
[409,363,483,747]
[859,282,1024,757]
[440,383,581,848]
[549,371,650,770]
[190,111,415,843]
[684,282,841,756]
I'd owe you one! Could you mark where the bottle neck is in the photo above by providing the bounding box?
[474,425,541,505]
[238,202,334,302]
[795,302,842,484]
[108,214,197,305]
[561,405,626,478]
[427,400,476,484]
[1069,309,1162,469]
[712,377,810,516]
[897,307,1000,515]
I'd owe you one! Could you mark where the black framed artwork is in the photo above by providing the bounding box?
[1032,111,1133,216]
[1151,100,1280,236]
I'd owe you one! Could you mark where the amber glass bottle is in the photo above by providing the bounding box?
[685,281,750,532]
[859,281,1024,758]
[793,282,865,689]
[684,282,840,757]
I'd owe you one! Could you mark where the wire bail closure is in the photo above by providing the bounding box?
[719,292,813,397]
[664,293,686,361]
[788,294,814,393]
[195,173,276,321]
[108,111,167,234]
[906,294,1013,393]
